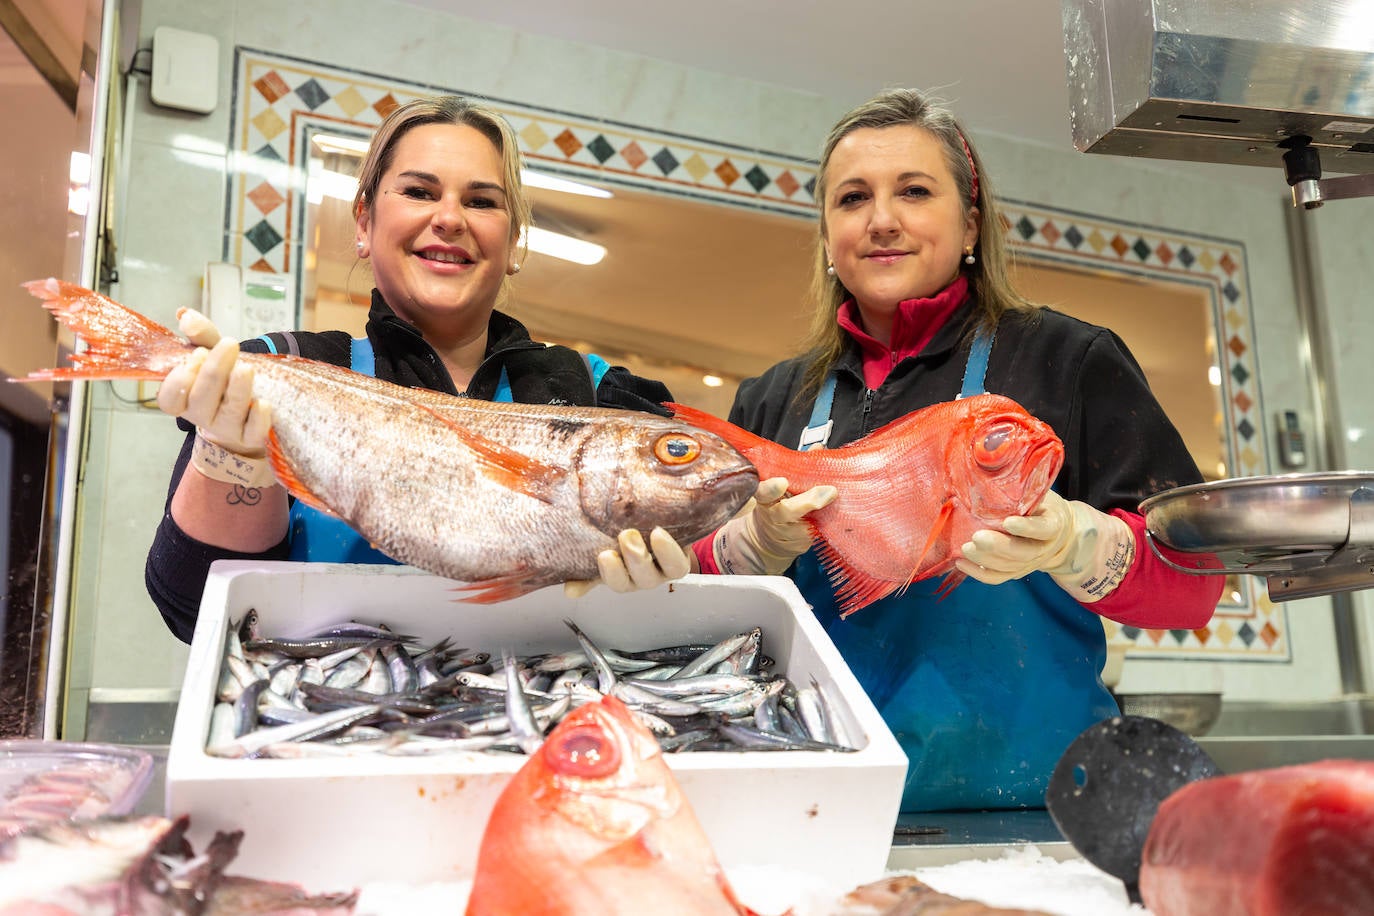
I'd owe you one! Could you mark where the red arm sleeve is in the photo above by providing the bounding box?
[692,534,722,575]
[1089,510,1224,629]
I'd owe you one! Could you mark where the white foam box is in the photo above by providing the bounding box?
[167,561,907,891]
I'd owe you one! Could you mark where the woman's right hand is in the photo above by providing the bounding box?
[156,308,272,457]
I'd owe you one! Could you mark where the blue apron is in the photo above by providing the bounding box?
[793,332,1118,812]
[260,334,609,563]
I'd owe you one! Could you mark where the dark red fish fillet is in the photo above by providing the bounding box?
[1140,760,1374,916]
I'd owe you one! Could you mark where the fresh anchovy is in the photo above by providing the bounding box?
[564,619,617,694]
[717,722,849,752]
[23,280,758,601]
[210,704,385,758]
[503,651,543,755]
[212,617,858,759]
[670,630,758,680]
[622,673,761,697]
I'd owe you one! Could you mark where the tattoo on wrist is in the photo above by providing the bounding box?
[226,485,263,506]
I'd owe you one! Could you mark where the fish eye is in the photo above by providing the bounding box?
[549,724,621,779]
[653,434,701,466]
[974,422,1017,469]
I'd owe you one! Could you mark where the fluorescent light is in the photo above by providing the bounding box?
[702,375,724,388]
[69,151,91,184]
[522,226,605,266]
[68,186,90,216]
[522,168,612,199]
[308,163,360,205]
[313,133,372,156]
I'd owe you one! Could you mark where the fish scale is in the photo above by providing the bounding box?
[19,279,759,601]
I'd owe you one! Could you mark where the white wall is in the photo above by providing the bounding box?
[68,0,1364,725]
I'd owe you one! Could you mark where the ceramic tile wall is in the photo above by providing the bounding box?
[70,0,1361,718]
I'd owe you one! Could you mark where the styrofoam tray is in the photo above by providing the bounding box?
[166,562,906,892]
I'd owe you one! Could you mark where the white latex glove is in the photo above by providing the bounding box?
[954,489,1136,603]
[712,477,838,576]
[156,308,272,457]
[564,527,691,598]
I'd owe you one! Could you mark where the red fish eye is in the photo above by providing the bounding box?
[975,422,1017,469]
[653,434,701,466]
[548,724,621,779]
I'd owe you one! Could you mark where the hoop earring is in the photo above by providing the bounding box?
[963,246,976,266]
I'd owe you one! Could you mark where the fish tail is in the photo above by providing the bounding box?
[16,278,191,382]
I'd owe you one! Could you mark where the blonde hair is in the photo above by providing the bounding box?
[798,88,1034,400]
[353,95,531,297]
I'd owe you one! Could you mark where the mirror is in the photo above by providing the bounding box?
[300,129,815,417]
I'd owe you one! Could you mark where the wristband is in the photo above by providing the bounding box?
[191,432,277,488]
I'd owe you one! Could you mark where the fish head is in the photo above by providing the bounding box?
[576,419,759,544]
[950,395,1064,524]
[531,694,683,844]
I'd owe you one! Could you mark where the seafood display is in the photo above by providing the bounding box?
[465,694,762,915]
[0,813,357,914]
[0,742,152,838]
[668,396,1063,615]
[839,875,1055,914]
[18,279,758,601]
[1139,759,1374,916]
[209,611,859,759]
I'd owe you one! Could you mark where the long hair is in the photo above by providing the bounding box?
[353,95,531,299]
[798,89,1034,400]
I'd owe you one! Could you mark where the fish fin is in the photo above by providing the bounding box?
[912,501,956,576]
[450,575,548,604]
[18,278,191,381]
[265,429,339,517]
[814,540,902,619]
[412,402,564,504]
[934,568,966,600]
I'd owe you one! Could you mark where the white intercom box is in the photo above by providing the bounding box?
[150,27,220,114]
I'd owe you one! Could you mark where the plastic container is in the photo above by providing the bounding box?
[166,562,907,891]
[0,740,154,836]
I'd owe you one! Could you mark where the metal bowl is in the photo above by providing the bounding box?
[1116,693,1223,737]
[1140,471,1374,564]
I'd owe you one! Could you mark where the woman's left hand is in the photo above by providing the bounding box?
[563,527,693,598]
[954,490,1136,602]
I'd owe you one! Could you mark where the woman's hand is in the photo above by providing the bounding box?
[564,527,692,598]
[156,308,272,458]
[712,477,838,576]
[954,490,1136,602]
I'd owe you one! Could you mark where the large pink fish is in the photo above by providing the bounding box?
[17,279,758,601]
[669,397,1064,617]
[466,694,763,915]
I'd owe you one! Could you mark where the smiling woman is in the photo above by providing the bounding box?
[302,137,818,416]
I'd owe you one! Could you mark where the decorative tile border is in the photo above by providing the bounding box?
[1001,200,1285,661]
[226,49,1283,661]
[225,47,818,278]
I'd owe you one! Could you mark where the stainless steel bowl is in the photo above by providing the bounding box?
[1140,472,1374,567]
[1116,693,1223,737]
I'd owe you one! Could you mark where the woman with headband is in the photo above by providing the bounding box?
[695,89,1222,812]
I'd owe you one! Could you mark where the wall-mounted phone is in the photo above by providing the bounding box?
[202,262,294,340]
[1276,409,1308,469]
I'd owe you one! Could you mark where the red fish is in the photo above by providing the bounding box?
[1140,760,1374,916]
[668,396,1064,616]
[465,694,763,916]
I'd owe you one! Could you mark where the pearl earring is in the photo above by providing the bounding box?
[826,262,836,277]
[510,262,521,274]
[963,247,976,265]
[356,241,364,253]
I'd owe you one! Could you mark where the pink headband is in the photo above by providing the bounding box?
[957,130,979,206]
